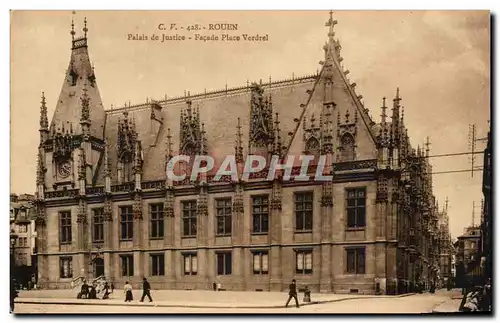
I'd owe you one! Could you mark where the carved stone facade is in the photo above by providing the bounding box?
[35,13,442,295]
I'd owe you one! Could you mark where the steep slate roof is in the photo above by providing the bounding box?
[48,23,106,140]
[99,77,317,185]
[51,13,421,187]
[96,13,386,185]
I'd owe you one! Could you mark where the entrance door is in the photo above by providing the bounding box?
[94,257,105,278]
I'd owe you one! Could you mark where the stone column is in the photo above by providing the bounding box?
[319,156,333,292]
[269,179,283,291]
[319,198,333,292]
[232,182,245,290]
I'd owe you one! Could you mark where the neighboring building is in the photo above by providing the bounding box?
[34,13,442,294]
[455,226,481,287]
[480,131,492,282]
[10,193,37,286]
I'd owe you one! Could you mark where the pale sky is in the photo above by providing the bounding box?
[10,10,490,239]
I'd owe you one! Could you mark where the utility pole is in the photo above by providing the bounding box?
[469,123,488,178]
[468,124,477,178]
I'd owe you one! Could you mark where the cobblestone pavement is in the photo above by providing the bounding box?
[14,290,460,314]
[17,289,368,308]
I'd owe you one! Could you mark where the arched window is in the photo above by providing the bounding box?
[340,134,355,161]
[306,138,320,157]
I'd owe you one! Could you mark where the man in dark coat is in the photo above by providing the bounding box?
[140,277,153,302]
[285,279,300,308]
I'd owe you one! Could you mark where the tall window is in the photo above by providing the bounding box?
[296,250,313,274]
[120,255,134,276]
[150,254,165,276]
[346,247,365,274]
[59,257,73,278]
[216,252,232,275]
[92,208,104,243]
[346,188,366,228]
[182,200,197,237]
[183,253,198,276]
[150,204,164,239]
[216,198,232,236]
[252,195,269,234]
[253,251,269,275]
[340,133,355,161]
[295,192,313,232]
[120,206,133,241]
[59,211,72,244]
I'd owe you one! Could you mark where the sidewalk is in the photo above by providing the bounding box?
[432,299,462,313]
[16,290,415,309]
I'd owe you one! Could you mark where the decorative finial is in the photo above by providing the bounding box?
[425,136,431,157]
[40,91,49,130]
[235,118,243,163]
[324,10,338,55]
[83,17,88,38]
[394,87,401,105]
[70,14,75,41]
[381,97,388,125]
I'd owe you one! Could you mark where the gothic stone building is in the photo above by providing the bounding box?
[34,14,441,294]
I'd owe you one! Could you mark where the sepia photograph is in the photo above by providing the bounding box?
[9,9,491,314]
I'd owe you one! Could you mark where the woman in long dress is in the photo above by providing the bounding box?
[124,281,133,302]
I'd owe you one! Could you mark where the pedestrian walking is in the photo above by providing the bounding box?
[124,281,133,302]
[140,277,153,302]
[111,282,114,293]
[285,279,300,308]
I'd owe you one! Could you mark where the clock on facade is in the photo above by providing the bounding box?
[58,161,71,178]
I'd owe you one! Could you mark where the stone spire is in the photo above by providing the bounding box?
[272,112,282,157]
[391,88,401,147]
[235,118,244,163]
[39,92,49,144]
[165,128,173,161]
[49,16,106,140]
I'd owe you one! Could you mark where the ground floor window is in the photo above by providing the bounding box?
[252,251,269,275]
[59,257,73,278]
[183,253,198,276]
[216,252,232,275]
[346,247,365,274]
[151,254,165,276]
[296,250,313,274]
[120,254,134,277]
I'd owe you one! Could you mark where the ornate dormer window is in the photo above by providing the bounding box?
[249,82,274,158]
[303,113,321,161]
[179,98,207,180]
[337,108,358,162]
[339,133,355,162]
[306,138,320,157]
[117,111,138,183]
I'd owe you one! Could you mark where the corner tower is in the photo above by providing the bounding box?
[42,17,106,190]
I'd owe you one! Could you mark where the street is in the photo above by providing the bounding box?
[14,291,459,314]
